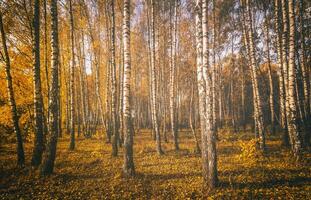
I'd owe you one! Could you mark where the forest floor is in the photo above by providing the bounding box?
[0,129,311,199]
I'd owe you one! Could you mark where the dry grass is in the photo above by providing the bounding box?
[0,129,310,199]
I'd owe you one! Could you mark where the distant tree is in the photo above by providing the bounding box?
[170,0,179,151]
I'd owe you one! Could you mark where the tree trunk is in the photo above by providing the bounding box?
[111,0,119,157]
[122,0,135,177]
[146,2,155,140]
[245,0,266,151]
[40,0,60,175]
[65,74,70,133]
[103,1,111,142]
[298,0,310,146]
[0,11,25,167]
[170,0,179,150]
[230,38,237,132]
[264,9,276,135]
[241,61,246,131]
[44,0,50,126]
[43,0,50,139]
[195,0,207,185]
[287,0,303,160]
[212,0,217,133]
[119,39,124,145]
[280,0,291,147]
[190,83,201,153]
[240,2,256,133]
[58,56,62,138]
[77,31,86,135]
[76,76,81,138]
[69,0,75,150]
[31,0,45,167]
[274,0,289,146]
[201,0,218,189]
[150,0,163,155]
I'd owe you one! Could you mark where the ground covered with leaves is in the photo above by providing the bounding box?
[0,129,310,199]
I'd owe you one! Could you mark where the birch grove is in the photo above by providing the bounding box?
[0,0,310,196]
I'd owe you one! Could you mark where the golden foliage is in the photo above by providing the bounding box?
[237,139,262,167]
[0,130,310,199]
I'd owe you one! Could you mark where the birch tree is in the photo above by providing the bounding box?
[298,0,310,146]
[111,0,119,157]
[122,0,135,177]
[150,0,163,155]
[40,0,60,175]
[203,0,218,189]
[69,0,75,150]
[0,10,25,167]
[170,0,179,150]
[212,0,217,132]
[244,0,266,151]
[197,0,218,189]
[195,0,207,185]
[263,6,276,135]
[274,0,289,146]
[31,0,45,167]
[287,0,303,160]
